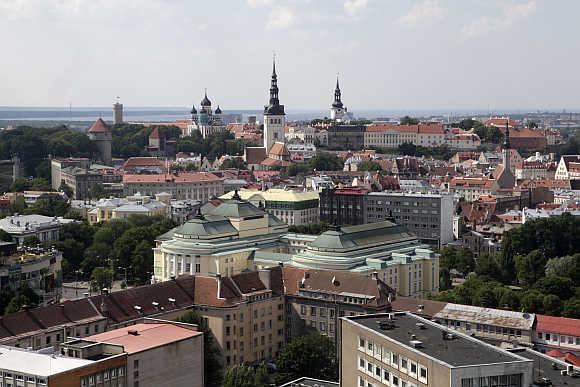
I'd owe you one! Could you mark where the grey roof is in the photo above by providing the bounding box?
[278,378,339,387]
[173,217,237,239]
[508,348,579,385]
[206,199,266,219]
[349,313,529,367]
[310,222,414,251]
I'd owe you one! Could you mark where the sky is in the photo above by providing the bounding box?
[1,0,579,112]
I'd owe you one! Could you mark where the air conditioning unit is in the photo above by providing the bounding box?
[410,340,423,348]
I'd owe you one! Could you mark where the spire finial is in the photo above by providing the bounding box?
[272,51,277,76]
[336,72,340,90]
[204,88,207,97]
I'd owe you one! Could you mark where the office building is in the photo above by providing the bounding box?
[319,186,368,226]
[0,214,73,245]
[122,171,224,201]
[366,192,454,247]
[65,320,203,387]
[327,124,365,150]
[341,312,534,387]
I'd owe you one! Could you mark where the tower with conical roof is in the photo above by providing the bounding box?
[88,118,112,166]
[263,57,286,152]
[496,122,515,188]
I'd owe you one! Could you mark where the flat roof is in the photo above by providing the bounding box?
[85,323,201,354]
[347,313,527,367]
[509,348,579,386]
[0,345,93,376]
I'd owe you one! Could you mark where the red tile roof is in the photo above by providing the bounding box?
[269,142,290,157]
[367,123,444,134]
[536,314,580,337]
[123,172,223,184]
[245,147,267,165]
[564,352,580,367]
[149,127,160,139]
[484,117,520,128]
[86,323,200,354]
[123,157,164,168]
[88,118,111,133]
[261,158,291,167]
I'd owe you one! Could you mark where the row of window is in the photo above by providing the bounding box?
[0,373,46,385]
[440,320,523,338]
[358,357,424,387]
[537,332,580,345]
[80,367,125,386]
[460,374,522,387]
[358,337,428,385]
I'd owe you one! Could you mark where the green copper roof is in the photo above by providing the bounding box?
[173,216,237,239]
[309,221,414,251]
[207,199,266,219]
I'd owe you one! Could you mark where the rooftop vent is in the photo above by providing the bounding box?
[152,301,159,308]
[134,305,142,312]
[441,331,455,340]
[128,329,140,336]
[378,320,395,330]
[410,340,423,348]
[168,297,176,303]
[416,323,426,330]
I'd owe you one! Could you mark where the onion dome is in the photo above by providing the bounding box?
[201,90,211,107]
[190,104,197,114]
[215,105,222,114]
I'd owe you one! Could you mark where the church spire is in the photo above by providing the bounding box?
[264,55,285,116]
[503,122,511,149]
[332,75,343,109]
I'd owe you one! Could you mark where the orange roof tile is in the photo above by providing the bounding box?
[123,172,222,184]
[88,118,111,133]
[536,314,580,337]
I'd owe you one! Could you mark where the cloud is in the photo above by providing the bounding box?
[344,0,368,16]
[246,0,272,8]
[266,6,295,30]
[462,1,537,38]
[397,0,445,29]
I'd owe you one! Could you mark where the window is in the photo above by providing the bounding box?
[419,366,428,383]
[134,359,139,368]
[301,305,307,315]
[359,358,365,369]
[311,307,317,316]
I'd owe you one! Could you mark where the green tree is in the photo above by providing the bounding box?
[176,310,224,386]
[10,178,29,192]
[534,276,575,300]
[357,160,383,172]
[59,182,74,198]
[223,364,270,387]
[23,235,41,246]
[545,254,580,283]
[400,116,419,125]
[543,295,563,316]
[90,267,113,292]
[309,152,344,171]
[520,290,544,313]
[131,240,153,285]
[220,158,248,170]
[276,332,338,385]
[29,178,52,191]
[25,194,70,217]
[562,297,580,318]
[0,229,12,242]
[514,250,547,287]
[497,289,520,310]
[475,254,501,279]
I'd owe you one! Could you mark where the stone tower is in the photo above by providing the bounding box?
[88,118,112,166]
[263,58,286,152]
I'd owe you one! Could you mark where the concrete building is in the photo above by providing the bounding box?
[66,320,204,387]
[433,303,535,347]
[364,123,446,149]
[0,243,62,305]
[52,159,122,200]
[341,312,534,387]
[87,118,113,166]
[0,214,73,245]
[220,188,320,226]
[319,186,368,226]
[326,124,365,150]
[50,158,92,191]
[0,344,127,387]
[122,172,224,201]
[113,101,123,125]
[366,192,454,247]
[263,59,286,152]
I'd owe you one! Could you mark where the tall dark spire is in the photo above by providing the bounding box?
[332,75,343,108]
[503,122,510,149]
[264,56,285,116]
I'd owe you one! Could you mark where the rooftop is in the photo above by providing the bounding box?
[434,303,535,330]
[509,348,580,386]
[348,312,528,367]
[0,345,93,376]
[85,322,201,354]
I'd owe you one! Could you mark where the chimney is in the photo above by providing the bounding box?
[258,269,271,290]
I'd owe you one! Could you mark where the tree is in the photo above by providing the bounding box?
[358,160,383,172]
[90,267,113,292]
[533,276,574,300]
[400,116,419,125]
[543,295,563,316]
[276,332,338,384]
[59,182,74,198]
[514,250,547,287]
[23,235,41,247]
[475,254,501,279]
[309,152,344,171]
[498,289,520,310]
[10,178,29,192]
[398,142,417,156]
[545,254,580,283]
[220,158,247,170]
[562,297,580,318]
[176,310,224,386]
[520,290,544,313]
[25,194,70,217]
[131,240,153,285]
[223,364,270,387]
[0,229,12,242]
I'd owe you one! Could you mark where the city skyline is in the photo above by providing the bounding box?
[1,0,580,111]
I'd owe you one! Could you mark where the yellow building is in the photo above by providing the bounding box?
[220,188,319,226]
[153,192,288,281]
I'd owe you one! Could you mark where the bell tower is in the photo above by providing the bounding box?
[263,56,286,152]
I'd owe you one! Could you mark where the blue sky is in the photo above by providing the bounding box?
[1,0,579,111]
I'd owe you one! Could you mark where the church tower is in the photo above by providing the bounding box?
[88,118,112,166]
[263,58,285,152]
[497,122,515,188]
[330,76,344,120]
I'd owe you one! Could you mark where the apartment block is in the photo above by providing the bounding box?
[341,312,533,387]
[365,192,454,247]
